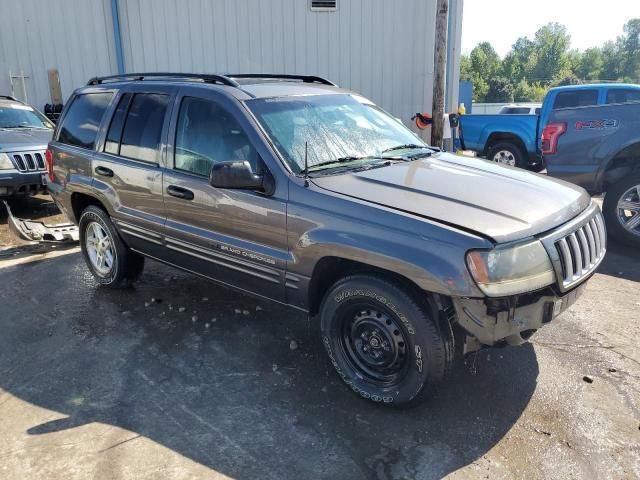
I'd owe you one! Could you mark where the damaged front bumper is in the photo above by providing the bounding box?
[452,282,587,353]
[3,200,79,242]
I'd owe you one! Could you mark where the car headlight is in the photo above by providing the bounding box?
[466,240,555,297]
[0,153,15,170]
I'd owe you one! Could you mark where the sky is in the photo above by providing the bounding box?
[461,0,640,57]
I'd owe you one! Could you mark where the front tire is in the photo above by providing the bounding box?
[487,141,527,169]
[79,205,145,288]
[319,275,453,407]
[603,173,640,247]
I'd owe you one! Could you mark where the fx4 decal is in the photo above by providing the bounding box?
[575,119,618,130]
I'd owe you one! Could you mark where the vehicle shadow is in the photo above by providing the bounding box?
[0,256,538,479]
[595,239,640,283]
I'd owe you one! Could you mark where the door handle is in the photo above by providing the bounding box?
[95,166,114,177]
[167,185,194,200]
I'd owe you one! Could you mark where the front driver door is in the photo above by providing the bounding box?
[162,89,288,302]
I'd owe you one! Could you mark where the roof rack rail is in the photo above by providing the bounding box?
[0,95,18,101]
[86,72,240,87]
[225,73,337,86]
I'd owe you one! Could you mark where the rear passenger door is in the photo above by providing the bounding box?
[51,89,115,197]
[93,86,174,259]
[162,88,288,302]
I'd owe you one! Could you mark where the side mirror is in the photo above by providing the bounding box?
[209,161,264,190]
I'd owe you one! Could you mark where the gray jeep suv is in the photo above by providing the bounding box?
[47,73,606,406]
[0,96,54,197]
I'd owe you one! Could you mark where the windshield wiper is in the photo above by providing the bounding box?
[307,156,374,172]
[380,144,430,154]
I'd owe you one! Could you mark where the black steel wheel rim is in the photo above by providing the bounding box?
[338,303,410,385]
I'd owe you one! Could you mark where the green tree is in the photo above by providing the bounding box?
[460,42,502,101]
[601,40,623,81]
[485,77,514,102]
[553,73,582,86]
[621,19,640,80]
[529,23,572,85]
[576,47,604,81]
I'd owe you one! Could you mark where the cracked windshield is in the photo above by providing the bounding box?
[249,94,430,173]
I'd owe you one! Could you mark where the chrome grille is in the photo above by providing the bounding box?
[10,151,47,172]
[555,212,606,288]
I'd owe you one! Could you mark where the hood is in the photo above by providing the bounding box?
[0,128,53,152]
[311,153,591,243]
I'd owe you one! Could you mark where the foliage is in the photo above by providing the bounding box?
[460,18,640,102]
[485,77,514,102]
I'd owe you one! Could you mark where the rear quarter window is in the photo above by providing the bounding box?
[552,90,598,110]
[500,107,531,114]
[57,92,113,149]
[606,89,640,104]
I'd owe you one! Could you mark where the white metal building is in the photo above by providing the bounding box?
[0,0,463,129]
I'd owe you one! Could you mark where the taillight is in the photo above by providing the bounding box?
[45,148,54,182]
[541,122,567,155]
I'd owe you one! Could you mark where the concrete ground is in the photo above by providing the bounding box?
[0,198,638,479]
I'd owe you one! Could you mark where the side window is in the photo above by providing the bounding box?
[174,97,258,177]
[552,90,598,110]
[58,92,113,149]
[104,93,132,154]
[534,108,541,115]
[606,89,640,104]
[120,93,169,163]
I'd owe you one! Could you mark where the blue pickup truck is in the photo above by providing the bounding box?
[459,83,640,246]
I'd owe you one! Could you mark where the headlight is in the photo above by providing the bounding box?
[466,240,555,297]
[0,153,15,170]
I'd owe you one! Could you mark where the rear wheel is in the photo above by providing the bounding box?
[79,205,145,288]
[603,173,640,247]
[487,141,527,169]
[319,275,453,407]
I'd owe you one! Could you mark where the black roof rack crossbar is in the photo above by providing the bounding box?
[86,72,241,87]
[225,73,337,86]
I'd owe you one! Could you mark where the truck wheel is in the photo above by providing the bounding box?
[319,275,453,407]
[79,205,145,288]
[487,142,527,169]
[603,173,640,247]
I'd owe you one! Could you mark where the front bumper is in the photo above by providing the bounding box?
[0,169,47,196]
[453,281,587,352]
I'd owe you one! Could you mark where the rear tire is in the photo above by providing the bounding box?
[603,173,640,247]
[319,275,453,407]
[486,141,527,169]
[79,205,145,288]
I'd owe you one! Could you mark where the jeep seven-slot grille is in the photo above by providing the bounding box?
[11,151,46,172]
[555,212,606,288]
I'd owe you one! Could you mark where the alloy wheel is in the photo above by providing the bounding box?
[85,221,115,275]
[616,184,640,236]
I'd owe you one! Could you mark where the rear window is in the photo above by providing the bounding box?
[552,90,598,110]
[119,93,169,163]
[606,89,640,104]
[500,107,531,114]
[58,92,113,149]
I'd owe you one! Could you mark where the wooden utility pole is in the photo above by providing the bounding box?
[431,0,449,148]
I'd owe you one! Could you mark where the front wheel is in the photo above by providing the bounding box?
[603,173,640,247]
[319,275,453,407]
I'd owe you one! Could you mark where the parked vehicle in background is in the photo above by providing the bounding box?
[0,96,54,197]
[542,84,640,247]
[458,84,640,173]
[48,73,605,406]
[498,103,541,115]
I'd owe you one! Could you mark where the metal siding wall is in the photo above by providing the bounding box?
[0,0,447,127]
[0,0,116,109]
[118,0,437,126]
